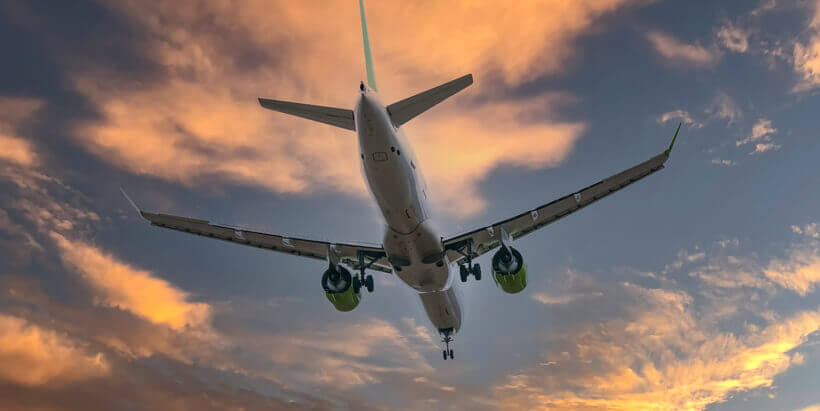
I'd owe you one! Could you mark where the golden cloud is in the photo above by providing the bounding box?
[71,0,651,217]
[51,232,211,330]
[0,313,110,386]
[494,283,820,410]
[0,97,42,167]
[764,246,820,296]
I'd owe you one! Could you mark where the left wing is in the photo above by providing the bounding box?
[121,191,392,273]
[442,124,681,264]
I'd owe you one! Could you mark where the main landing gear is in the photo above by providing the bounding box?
[352,251,380,294]
[448,239,481,282]
[440,328,455,360]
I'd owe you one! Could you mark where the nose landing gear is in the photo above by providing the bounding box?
[440,328,455,360]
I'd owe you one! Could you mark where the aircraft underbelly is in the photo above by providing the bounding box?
[419,286,462,333]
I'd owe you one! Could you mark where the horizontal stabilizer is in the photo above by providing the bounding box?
[258,98,356,131]
[387,74,473,126]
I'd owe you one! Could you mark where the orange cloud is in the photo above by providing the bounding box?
[0,313,110,386]
[71,0,651,217]
[51,232,211,330]
[494,283,820,410]
[0,97,42,166]
[764,246,820,296]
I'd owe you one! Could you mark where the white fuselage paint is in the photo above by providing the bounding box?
[355,90,462,334]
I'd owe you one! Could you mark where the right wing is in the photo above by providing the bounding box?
[258,98,356,131]
[442,124,681,264]
[121,191,391,273]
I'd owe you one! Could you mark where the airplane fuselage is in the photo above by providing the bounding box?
[355,89,462,334]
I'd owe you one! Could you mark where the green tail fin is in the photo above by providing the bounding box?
[359,0,378,91]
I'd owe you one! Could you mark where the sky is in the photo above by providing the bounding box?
[0,0,819,409]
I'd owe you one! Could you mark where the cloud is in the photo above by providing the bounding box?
[752,142,781,154]
[658,109,702,128]
[532,291,603,305]
[0,314,110,386]
[736,118,777,147]
[793,37,820,91]
[646,30,720,67]
[717,24,750,53]
[764,245,820,296]
[0,135,38,167]
[68,0,654,217]
[51,232,211,330]
[792,1,820,91]
[792,223,820,239]
[494,282,820,410]
[705,91,742,124]
[0,97,43,166]
[711,158,736,166]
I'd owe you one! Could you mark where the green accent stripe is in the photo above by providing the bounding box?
[664,122,682,157]
[359,0,378,91]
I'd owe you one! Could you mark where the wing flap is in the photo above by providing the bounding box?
[443,150,671,264]
[138,210,392,273]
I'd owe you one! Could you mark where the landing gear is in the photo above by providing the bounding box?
[440,328,455,360]
[459,263,481,282]
[355,251,382,294]
[451,239,481,282]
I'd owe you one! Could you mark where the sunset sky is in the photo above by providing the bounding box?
[1,0,819,409]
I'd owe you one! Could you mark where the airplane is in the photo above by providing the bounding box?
[122,0,681,361]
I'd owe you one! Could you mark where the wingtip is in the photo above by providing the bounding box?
[119,187,147,221]
[664,122,682,157]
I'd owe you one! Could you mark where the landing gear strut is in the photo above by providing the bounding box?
[355,251,381,293]
[440,328,455,360]
[449,239,481,282]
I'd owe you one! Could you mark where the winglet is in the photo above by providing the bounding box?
[664,122,682,157]
[119,187,147,221]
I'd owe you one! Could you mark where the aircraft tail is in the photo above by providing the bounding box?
[359,0,378,91]
[386,74,473,126]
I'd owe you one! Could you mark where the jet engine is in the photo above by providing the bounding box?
[322,264,361,312]
[491,245,527,294]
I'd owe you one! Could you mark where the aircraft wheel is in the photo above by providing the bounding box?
[459,265,468,282]
[443,350,448,361]
[365,275,374,293]
[449,349,454,359]
[352,276,362,294]
[472,264,482,281]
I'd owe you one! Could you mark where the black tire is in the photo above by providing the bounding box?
[352,276,361,294]
[443,350,448,361]
[365,275,374,293]
[459,265,468,282]
[472,264,482,281]
[449,349,454,359]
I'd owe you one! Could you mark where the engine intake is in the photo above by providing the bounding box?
[491,246,527,294]
[322,265,361,312]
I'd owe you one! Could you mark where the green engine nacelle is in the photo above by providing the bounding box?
[491,247,528,294]
[322,266,361,312]
[325,285,361,312]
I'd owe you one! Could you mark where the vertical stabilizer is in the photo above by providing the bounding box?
[359,0,378,91]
